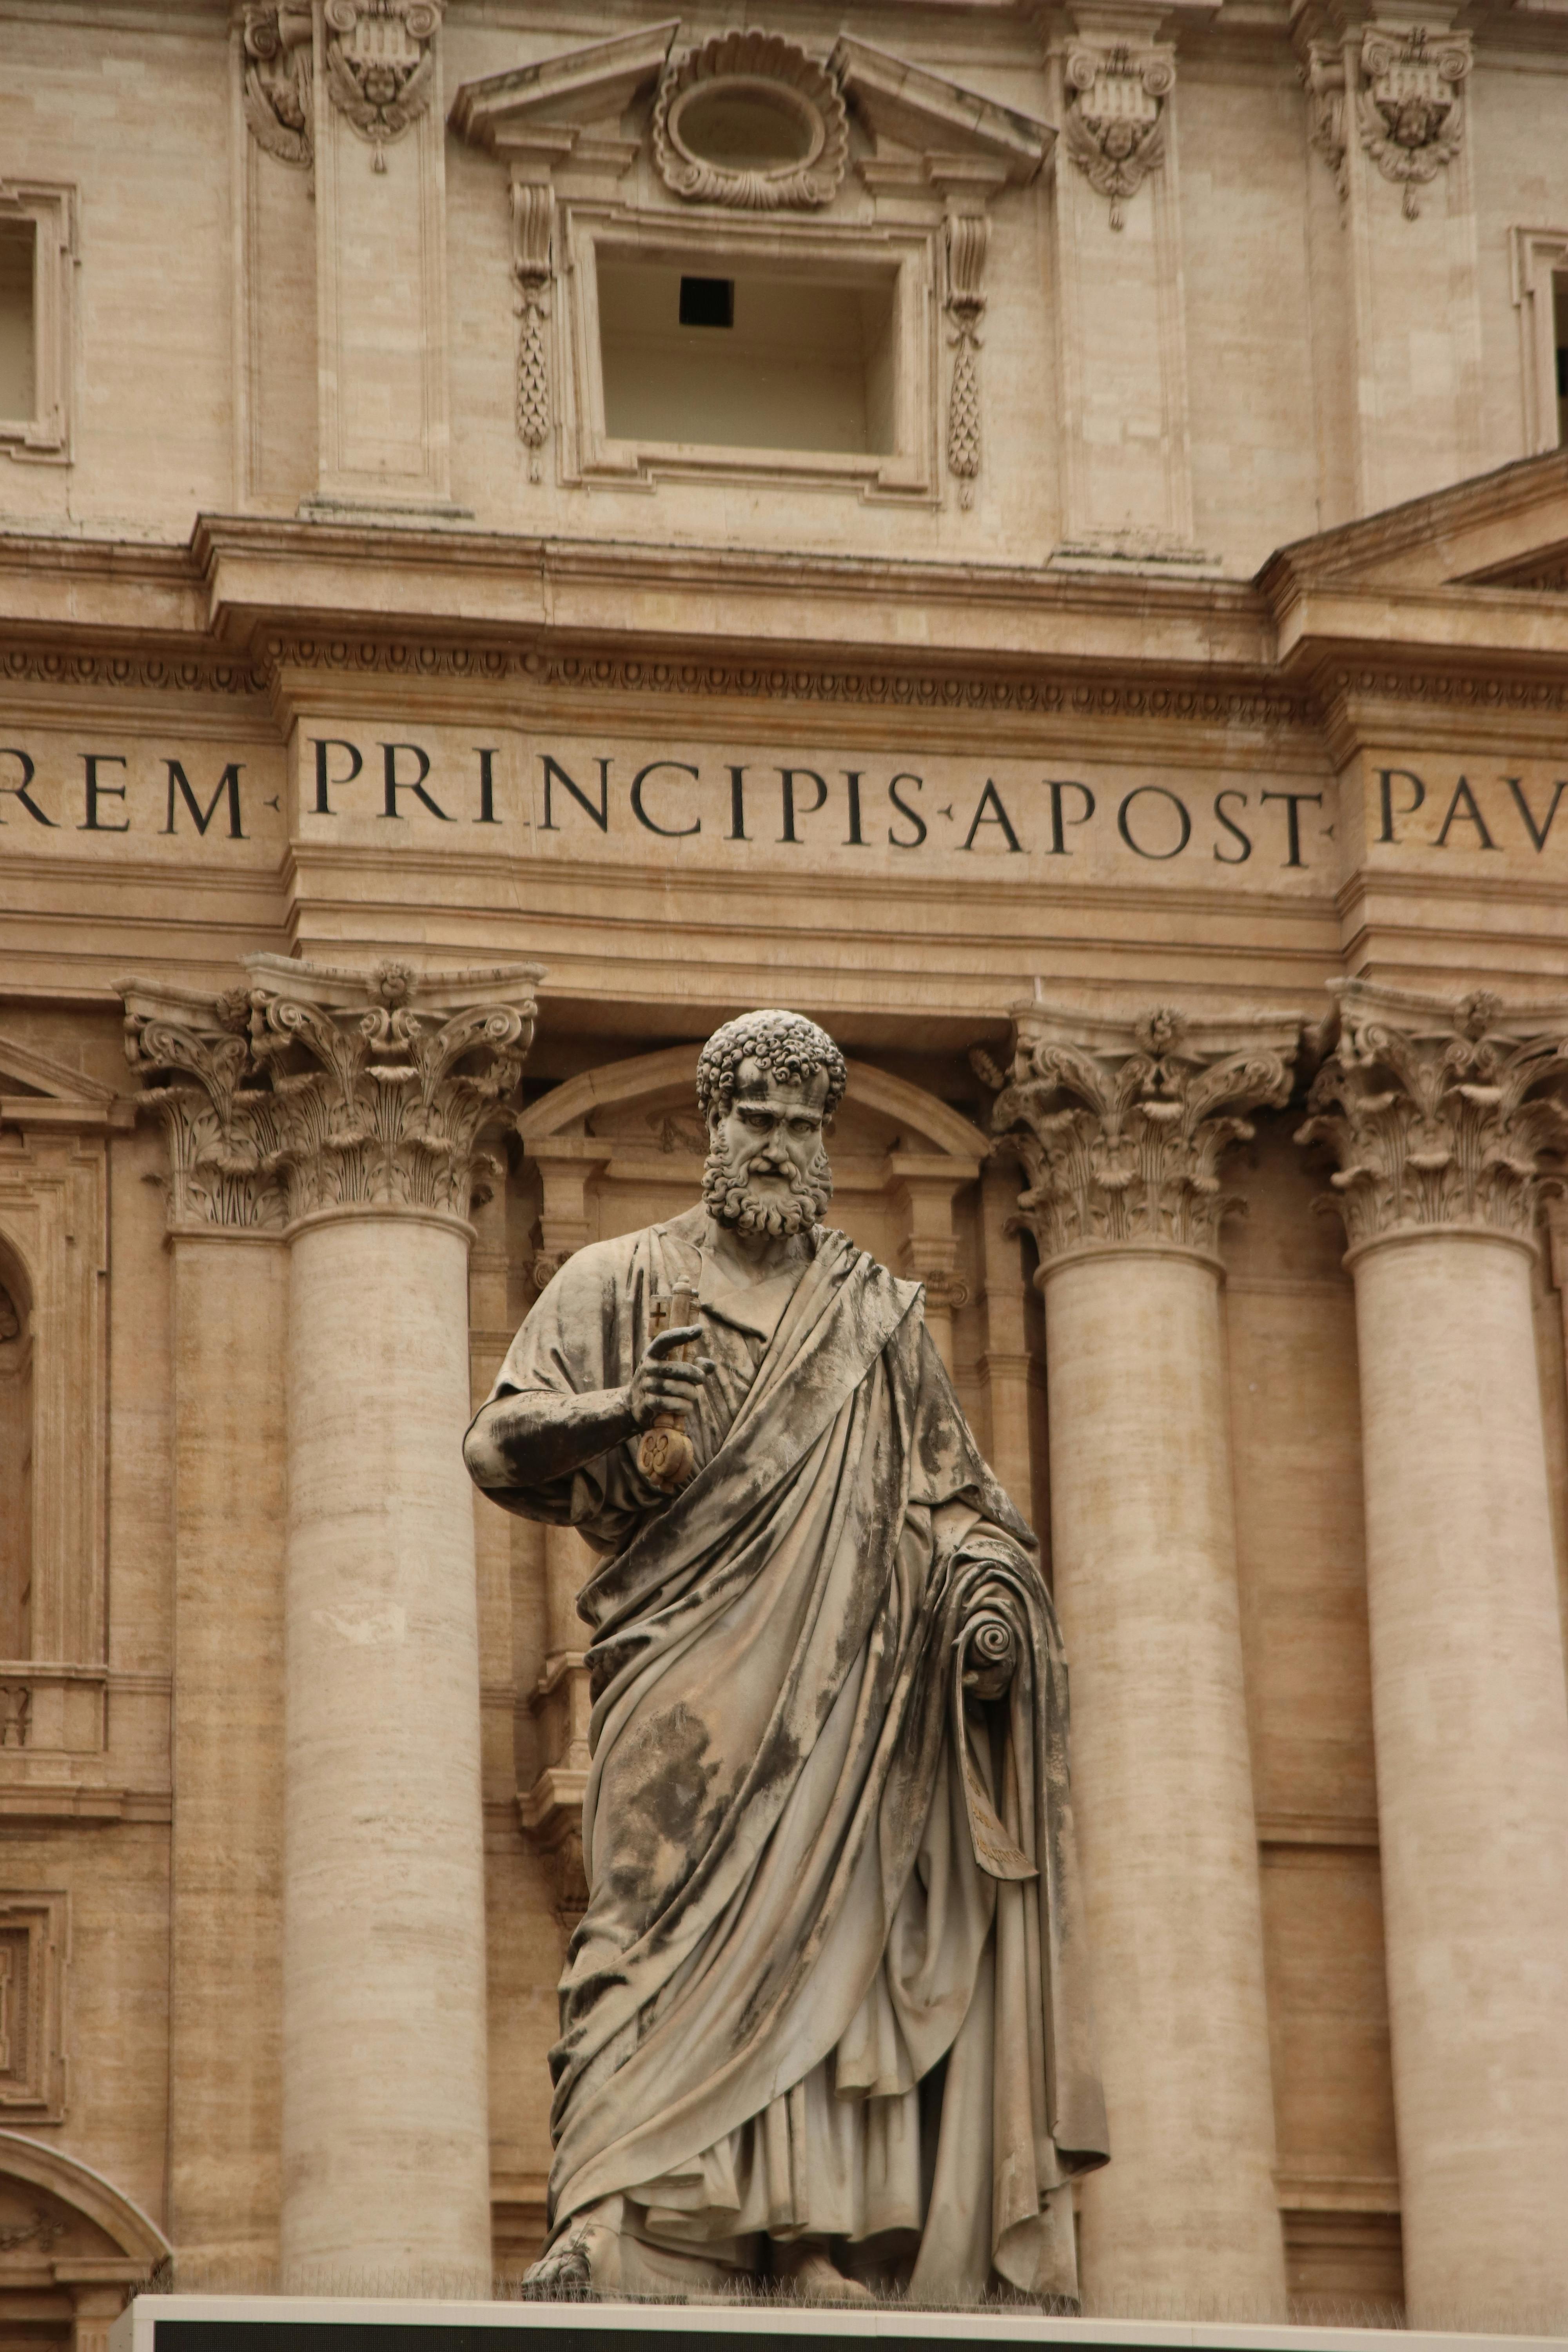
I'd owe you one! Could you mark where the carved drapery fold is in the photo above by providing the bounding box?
[241,2,314,168]
[1063,42,1173,230]
[1296,982,1568,1249]
[123,957,542,1230]
[983,1002,1297,1265]
[323,0,443,171]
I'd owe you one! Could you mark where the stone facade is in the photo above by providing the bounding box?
[2,0,1568,2336]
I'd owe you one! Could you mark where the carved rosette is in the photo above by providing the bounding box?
[242,2,314,168]
[123,960,542,1232]
[511,181,553,482]
[984,1004,1296,1265]
[323,0,442,171]
[1356,25,1470,220]
[1063,45,1173,230]
[652,31,848,211]
[1296,984,1568,1250]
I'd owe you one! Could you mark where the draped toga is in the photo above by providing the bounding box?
[474,1205,1107,2301]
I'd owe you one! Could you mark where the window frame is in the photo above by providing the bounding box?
[0,181,76,464]
[557,201,939,501]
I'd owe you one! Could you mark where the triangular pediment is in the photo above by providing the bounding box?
[0,1035,127,1131]
[1259,448,1568,598]
[448,22,679,151]
[450,23,1051,178]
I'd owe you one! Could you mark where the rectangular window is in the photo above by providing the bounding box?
[597,254,897,459]
[0,222,36,425]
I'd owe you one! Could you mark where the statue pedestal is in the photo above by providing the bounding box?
[112,2292,1556,2352]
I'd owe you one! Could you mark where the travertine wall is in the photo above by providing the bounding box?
[4,0,1568,2336]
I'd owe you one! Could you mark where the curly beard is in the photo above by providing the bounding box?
[702,1142,833,1238]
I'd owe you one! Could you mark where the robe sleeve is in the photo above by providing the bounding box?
[470,1236,655,1553]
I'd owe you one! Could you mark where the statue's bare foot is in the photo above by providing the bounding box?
[773,2238,875,2304]
[520,2214,599,2301]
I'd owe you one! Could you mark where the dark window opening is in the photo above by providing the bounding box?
[1555,272,1568,446]
[678,276,735,330]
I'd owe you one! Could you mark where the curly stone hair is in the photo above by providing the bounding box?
[695,1009,848,1124]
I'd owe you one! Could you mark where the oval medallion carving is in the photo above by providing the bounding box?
[652,31,849,209]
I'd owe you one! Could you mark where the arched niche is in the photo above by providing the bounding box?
[516,1042,987,1362]
[0,2129,170,2352]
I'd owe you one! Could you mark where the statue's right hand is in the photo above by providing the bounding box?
[626,1325,716,1429]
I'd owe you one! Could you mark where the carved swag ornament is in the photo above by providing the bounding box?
[1297,984,1568,1248]
[982,1004,1295,1261]
[324,0,442,171]
[1063,45,1173,230]
[242,2,314,169]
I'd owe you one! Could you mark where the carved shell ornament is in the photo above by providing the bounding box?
[652,31,849,210]
[324,0,441,171]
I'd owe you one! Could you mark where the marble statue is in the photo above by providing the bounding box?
[464,1011,1107,2303]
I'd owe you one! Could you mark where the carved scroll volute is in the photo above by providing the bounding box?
[1356,24,1470,220]
[983,1004,1298,1268]
[510,178,554,483]
[323,0,443,171]
[944,210,989,510]
[1063,43,1173,230]
[245,957,540,1223]
[241,2,315,169]
[120,982,289,1232]
[1296,984,1568,1250]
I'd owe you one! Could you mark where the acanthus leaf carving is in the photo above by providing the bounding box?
[1356,24,1470,220]
[984,1004,1296,1263]
[323,0,442,171]
[1063,44,1172,230]
[123,959,541,1232]
[1296,983,1568,1248]
[242,2,315,169]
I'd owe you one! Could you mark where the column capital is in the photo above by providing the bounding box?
[982,1001,1298,1268]
[121,956,543,1232]
[1297,980,1568,1252]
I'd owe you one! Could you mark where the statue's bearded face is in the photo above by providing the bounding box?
[703,1065,833,1238]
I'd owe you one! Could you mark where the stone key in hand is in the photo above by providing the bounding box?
[639,1282,700,1493]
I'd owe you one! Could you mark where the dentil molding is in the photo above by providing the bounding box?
[1298,980,1568,1249]
[982,1002,1298,1265]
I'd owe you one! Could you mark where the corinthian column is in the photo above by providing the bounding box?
[246,953,541,2285]
[990,1003,1294,2316]
[119,979,291,2283]
[1298,982,1568,2328]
